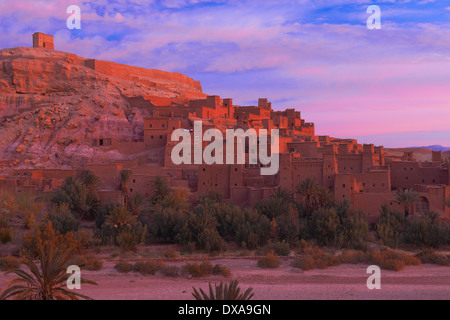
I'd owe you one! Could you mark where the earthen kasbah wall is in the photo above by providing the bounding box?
[84,59,202,92]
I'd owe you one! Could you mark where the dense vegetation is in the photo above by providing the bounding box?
[1,173,449,299]
[0,173,449,255]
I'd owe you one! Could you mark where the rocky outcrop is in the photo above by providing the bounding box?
[0,47,206,169]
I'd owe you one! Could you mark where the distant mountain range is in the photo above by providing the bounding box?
[410,145,450,152]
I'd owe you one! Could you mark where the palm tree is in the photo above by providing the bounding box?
[119,170,132,209]
[393,189,419,217]
[150,176,170,205]
[271,187,294,203]
[105,206,137,230]
[80,170,102,191]
[129,192,145,216]
[336,199,351,224]
[296,178,322,213]
[1,242,96,300]
[192,280,254,300]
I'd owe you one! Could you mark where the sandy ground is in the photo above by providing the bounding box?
[2,259,448,300]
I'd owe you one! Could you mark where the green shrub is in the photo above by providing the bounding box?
[83,255,103,271]
[70,255,103,271]
[257,252,281,269]
[94,203,116,229]
[269,240,290,256]
[415,249,449,266]
[52,176,98,220]
[183,261,215,277]
[212,204,271,250]
[115,261,133,273]
[100,206,147,250]
[133,260,166,275]
[48,203,80,235]
[151,207,188,242]
[380,259,406,271]
[366,249,420,271]
[177,210,227,253]
[212,264,232,278]
[292,255,315,270]
[163,247,179,258]
[161,265,180,277]
[338,250,367,264]
[309,208,339,246]
[403,214,450,248]
[117,230,138,252]
[376,206,405,248]
[0,256,21,271]
[275,213,301,243]
[336,205,368,250]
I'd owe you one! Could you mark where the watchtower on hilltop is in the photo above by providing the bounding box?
[32,32,54,50]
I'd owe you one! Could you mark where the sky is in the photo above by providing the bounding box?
[0,0,449,148]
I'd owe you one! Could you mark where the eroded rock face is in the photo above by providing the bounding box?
[0,47,206,169]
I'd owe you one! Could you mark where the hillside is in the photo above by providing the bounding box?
[0,47,206,169]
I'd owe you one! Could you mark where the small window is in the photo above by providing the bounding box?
[160,135,163,139]
[342,184,346,188]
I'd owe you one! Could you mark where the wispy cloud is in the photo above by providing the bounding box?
[1,0,449,147]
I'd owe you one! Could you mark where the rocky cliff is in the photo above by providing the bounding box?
[0,47,206,169]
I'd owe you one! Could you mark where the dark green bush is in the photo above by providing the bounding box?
[268,240,290,256]
[151,207,188,242]
[70,255,103,271]
[161,265,180,277]
[257,252,281,269]
[376,205,405,248]
[309,208,339,246]
[292,255,315,270]
[115,261,133,273]
[403,213,450,248]
[52,176,99,220]
[48,203,80,235]
[415,249,449,266]
[335,202,368,250]
[212,264,232,277]
[133,260,166,275]
[182,261,218,277]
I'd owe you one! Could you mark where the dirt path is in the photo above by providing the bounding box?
[2,259,448,300]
